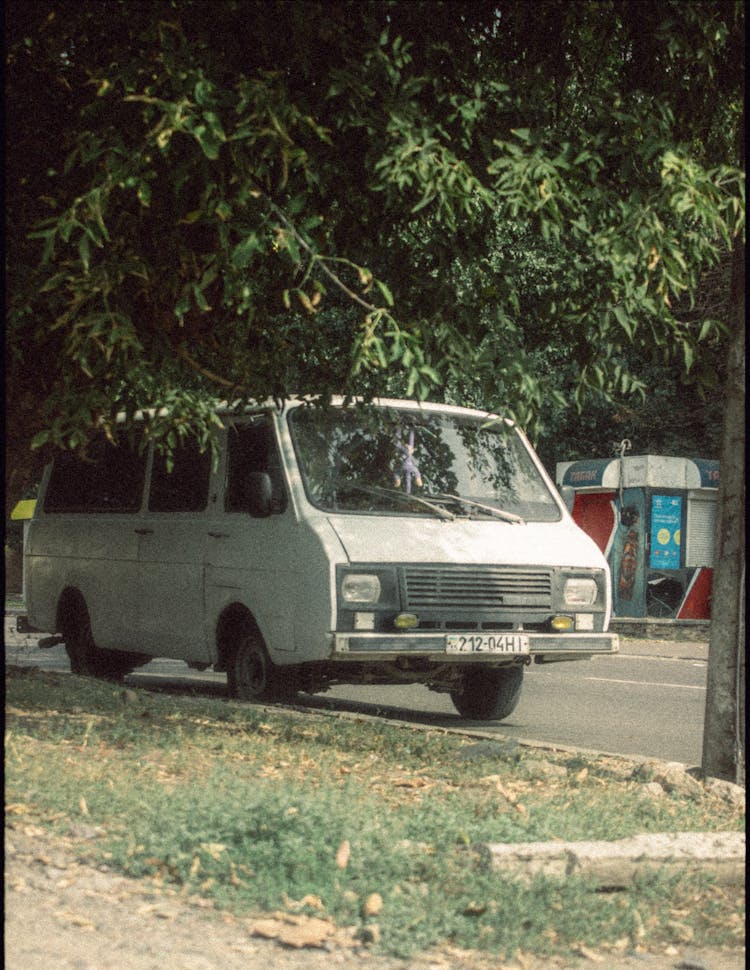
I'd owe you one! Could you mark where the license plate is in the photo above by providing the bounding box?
[446,634,530,655]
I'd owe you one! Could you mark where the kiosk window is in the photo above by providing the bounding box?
[686,495,716,567]
[149,440,211,512]
[226,421,287,513]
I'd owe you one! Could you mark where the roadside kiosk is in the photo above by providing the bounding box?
[555,455,719,619]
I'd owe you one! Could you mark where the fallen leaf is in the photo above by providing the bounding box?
[251,914,333,949]
[199,842,227,860]
[666,919,694,943]
[462,901,487,916]
[362,892,383,917]
[572,944,604,962]
[55,911,96,931]
[283,892,325,912]
[393,776,428,788]
[335,839,351,869]
[5,803,35,815]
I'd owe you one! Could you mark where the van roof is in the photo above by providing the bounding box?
[123,397,516,427]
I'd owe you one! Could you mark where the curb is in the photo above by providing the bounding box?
[473,831,746,888]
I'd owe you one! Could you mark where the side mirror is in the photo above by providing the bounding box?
[244,472,273,517]
[559,485,576,513]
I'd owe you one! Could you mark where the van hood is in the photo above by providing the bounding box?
[327,514,607,570]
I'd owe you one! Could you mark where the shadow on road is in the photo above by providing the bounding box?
[124,671,473,730]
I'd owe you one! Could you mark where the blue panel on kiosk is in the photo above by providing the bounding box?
[649,494,683,570]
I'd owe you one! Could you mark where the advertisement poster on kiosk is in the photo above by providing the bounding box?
[649,495,683,570]
[611,489,646,616]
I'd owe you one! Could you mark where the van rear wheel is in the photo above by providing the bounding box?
[450,665,524,721]
[62,597,141,681]
[229,635,297,702]
[63,602,98,676]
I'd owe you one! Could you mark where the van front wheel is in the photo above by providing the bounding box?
[230,635,291,702]
[450,665,524,721]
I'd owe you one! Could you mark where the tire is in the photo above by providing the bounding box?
[62,597,141,681]
[63,602,97,676]
[229,634,297,702]
[450,665,524,721]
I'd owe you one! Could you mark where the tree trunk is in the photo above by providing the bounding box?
[701,234,745,784]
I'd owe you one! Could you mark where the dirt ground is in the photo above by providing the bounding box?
[5,823,745,970]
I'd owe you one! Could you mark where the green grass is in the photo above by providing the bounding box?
[5,665,745,960]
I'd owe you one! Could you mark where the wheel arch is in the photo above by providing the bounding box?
[215,603,265,672]
[56,586,87,634]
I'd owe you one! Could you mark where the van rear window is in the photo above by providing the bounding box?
[148,440,211,512]
[44,438,147,513]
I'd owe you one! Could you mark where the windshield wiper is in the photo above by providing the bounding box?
[425,492,525,524]
[344,484,455,520]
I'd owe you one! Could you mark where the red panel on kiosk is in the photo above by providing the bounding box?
[677,567,713,620]
[572,492,617,555]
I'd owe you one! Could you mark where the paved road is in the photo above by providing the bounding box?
[5,615,708,765]
[316,646,709,765]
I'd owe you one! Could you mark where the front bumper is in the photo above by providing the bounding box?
[331,631,619,659]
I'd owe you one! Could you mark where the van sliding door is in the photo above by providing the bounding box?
[136,440,212,661]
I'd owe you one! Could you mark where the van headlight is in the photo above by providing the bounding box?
[341,573,382,605]
[563,577,599,607]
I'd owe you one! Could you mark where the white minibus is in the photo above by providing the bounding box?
[24,397,618,720]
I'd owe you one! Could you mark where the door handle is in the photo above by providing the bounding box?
[134,528,154,535]
[208,532,230,539]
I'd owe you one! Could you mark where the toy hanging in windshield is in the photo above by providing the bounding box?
[393,427,423,493]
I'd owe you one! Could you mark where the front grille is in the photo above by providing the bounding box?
[402,566,552,612]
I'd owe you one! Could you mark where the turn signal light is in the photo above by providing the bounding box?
[394,613,419,629]
[550,615,574,632]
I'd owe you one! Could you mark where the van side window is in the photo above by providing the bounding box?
[149,440,211,512]
[44,437,147,513]
[226,421,287,513]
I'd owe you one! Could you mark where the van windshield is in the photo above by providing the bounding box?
[289,405,560,522]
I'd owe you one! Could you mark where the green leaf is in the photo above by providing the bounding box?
[175,293,191,320]
[192,283,210,312]
[194,79,213,106]
[215,200,232,222]
[232,234,260,269]
[612,305,634,339]
[78,234,91,272]
[30,430,51,449]
[376,279,394,307]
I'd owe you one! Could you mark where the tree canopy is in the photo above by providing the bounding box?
[5,0,744,509]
